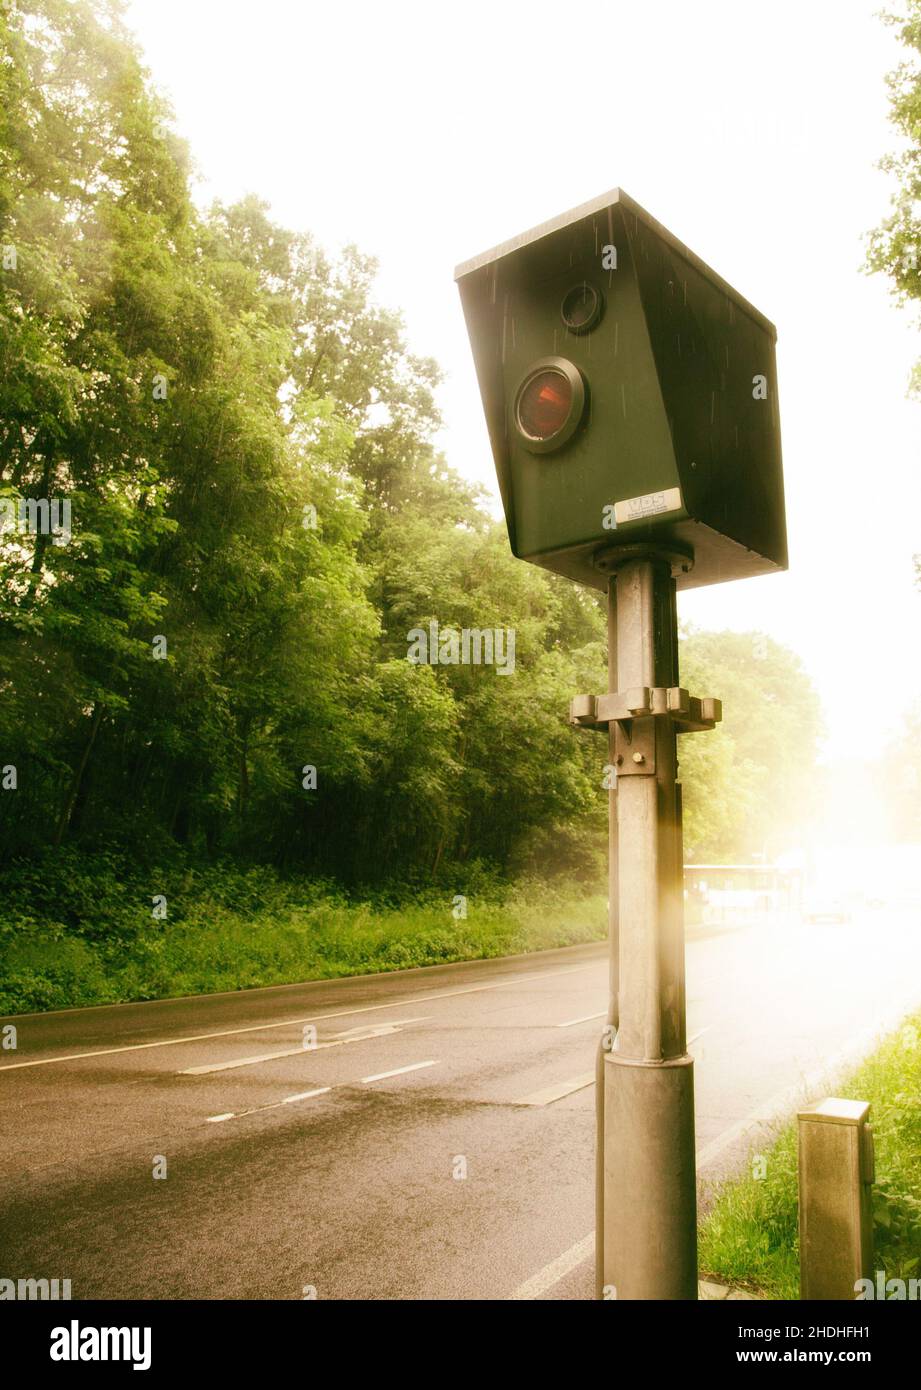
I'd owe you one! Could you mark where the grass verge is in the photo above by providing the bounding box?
[698,1009,921,1298]
[0,851,607,1014]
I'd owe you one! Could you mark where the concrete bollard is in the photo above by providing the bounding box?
[797,1097,874,1300]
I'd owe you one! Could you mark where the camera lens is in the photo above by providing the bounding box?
[516,369,573,441]
[513,357,586,453]
[561,283,602,334]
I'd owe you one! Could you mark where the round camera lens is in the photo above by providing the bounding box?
[561,283,602,334]
[516,369,573,441]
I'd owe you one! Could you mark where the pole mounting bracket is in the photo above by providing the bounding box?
[569,687,722,734]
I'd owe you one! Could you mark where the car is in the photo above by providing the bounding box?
[802,891,852,924]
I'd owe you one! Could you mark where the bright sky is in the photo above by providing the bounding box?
[125,0,921,759]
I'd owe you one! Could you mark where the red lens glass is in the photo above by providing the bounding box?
[517,369,573,440]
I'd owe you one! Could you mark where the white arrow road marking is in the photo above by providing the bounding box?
[178,1018,431,1074]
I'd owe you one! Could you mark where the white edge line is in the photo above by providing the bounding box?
[507,1233,595,1300]
[0,967,593,1072]
[556,1012,606,1028]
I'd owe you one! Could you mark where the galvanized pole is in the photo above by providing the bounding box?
[599,551,697,1300]
[594,575,619,1297]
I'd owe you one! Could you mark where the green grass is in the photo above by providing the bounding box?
[0,852,607,1014]
[698,1010,921,1298]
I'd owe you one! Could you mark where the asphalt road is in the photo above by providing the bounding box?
[2,907,920,1300]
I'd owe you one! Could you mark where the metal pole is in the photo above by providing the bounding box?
[594,575,619,1297]
[600,553,697,1300]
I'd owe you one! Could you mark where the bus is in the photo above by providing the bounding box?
[684,863,804,922]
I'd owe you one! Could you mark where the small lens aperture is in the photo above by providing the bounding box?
[561,283,602,334]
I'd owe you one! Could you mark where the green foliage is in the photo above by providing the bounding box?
[0,850,606,1013]
[868,1,921,391]
[0,0,821,987]
[698,1127,800,1298]
[0,0,613,884]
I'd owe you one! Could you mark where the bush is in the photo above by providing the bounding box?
[0,851,607,1013]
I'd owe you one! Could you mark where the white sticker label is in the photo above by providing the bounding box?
[613,487,683,525]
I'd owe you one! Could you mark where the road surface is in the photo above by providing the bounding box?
[2,906,920,1299]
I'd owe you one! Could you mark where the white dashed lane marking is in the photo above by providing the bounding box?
[361,1060,439,1084]
[204,1061,440,1123]
[205,1085,332,1124]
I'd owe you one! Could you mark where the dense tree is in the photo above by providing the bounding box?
[866,3,921,840]
[868,0,921,392]
[0,0,820,892]
[0,0,604,882]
